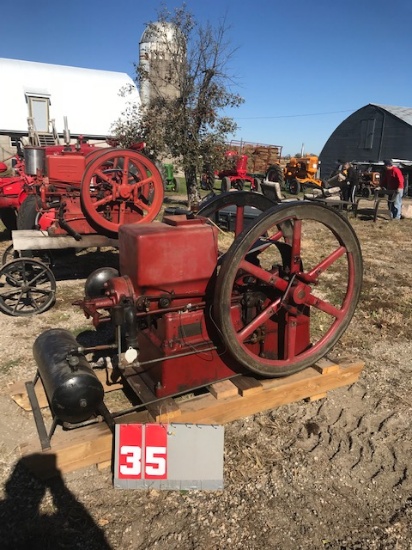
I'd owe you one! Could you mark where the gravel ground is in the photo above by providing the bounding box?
[0,198,411,549]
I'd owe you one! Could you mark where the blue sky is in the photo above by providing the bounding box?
[2,0,411,155]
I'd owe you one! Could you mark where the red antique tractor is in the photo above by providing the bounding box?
[217,150,260,191]
[0,155,33,231]
[17,141,163,237]
[0,141,164,315]
[28,194,363,446]
[216,141,283,192]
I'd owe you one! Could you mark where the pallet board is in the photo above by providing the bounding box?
[12,229,118,251]
[14,357,364,478]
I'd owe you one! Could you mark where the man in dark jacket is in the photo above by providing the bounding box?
[340,162,358,202]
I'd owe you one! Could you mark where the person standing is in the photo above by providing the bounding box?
[324,161,358,203]
[341,161,358,203]
[381,160,404,219]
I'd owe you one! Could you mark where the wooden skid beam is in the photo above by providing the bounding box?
[12,230,118,251]
[17,359,364,478]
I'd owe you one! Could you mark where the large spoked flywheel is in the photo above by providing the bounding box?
[80,149,164,234]
[213,201,363,377]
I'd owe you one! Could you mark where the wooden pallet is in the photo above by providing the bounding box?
[11,357,364,478]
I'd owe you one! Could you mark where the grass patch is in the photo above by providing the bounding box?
[0,358,20,374]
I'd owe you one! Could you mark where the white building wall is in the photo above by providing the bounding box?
[0,58,140,136]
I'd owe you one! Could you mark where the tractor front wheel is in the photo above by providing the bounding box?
[289,179,301,195]
[221,177,231,193]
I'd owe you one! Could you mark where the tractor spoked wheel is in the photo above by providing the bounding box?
[80,149,164,234]
[0,258,56,316]
[197,191,276,256]
[1,244,53,267]
[1,244,19,266]
[213,201,363,377]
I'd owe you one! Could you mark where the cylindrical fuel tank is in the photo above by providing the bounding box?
[24,147,46,176]
[33,328,104,424]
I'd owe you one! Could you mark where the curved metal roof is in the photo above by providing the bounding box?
[371,103,412,126]
[0,58,140,136]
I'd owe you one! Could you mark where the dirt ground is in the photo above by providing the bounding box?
[0,196,411,550]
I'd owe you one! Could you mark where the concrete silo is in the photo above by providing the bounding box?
[139,22,184,107]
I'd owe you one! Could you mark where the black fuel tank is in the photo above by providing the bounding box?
[33,328,104,424]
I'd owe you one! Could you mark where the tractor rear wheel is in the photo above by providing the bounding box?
[17,195,41,230]
[265,164,285,187]
[213,201,363,377]
[16,195,52,259]
[361,186,371,199]
[0,208,17,231]
[80,149,164,234]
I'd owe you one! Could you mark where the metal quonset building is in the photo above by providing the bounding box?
[319,104,412,178]
[0,58,140,162]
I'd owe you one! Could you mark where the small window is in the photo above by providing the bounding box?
[27,96,50,133]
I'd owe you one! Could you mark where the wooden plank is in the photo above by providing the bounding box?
[313,357,340,375]
[12,229,118,251]
[19,359,364,477]
[8,369,123,411]
[152,404,183,422]
[207,379,239,399]
[174,360,364,424]
[231,376,263,396]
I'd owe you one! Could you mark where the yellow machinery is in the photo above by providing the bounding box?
[284,155,322,194]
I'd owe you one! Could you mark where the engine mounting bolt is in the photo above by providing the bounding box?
[79,399,87,408]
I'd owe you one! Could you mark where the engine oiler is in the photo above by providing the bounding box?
[31,201,363,448]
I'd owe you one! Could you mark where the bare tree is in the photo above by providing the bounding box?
[112,3,244,206]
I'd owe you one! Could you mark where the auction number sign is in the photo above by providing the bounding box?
[117,423,167,480]
[114,422,224,490]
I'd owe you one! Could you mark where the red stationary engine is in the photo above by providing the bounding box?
[31,196,363,441]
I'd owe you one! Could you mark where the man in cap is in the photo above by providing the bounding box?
[381,160,404,219]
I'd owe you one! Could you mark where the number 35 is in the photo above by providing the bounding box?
[120,445,167,476]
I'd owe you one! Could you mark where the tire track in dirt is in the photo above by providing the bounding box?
[294,382,412,493]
